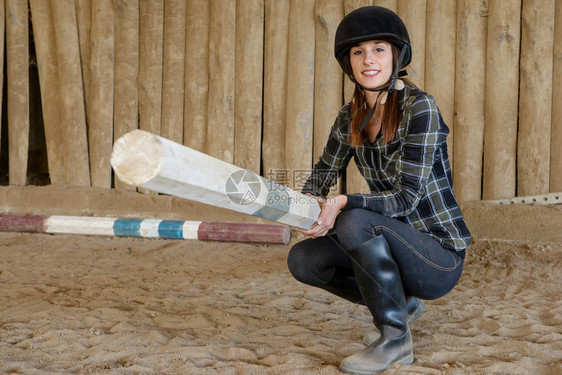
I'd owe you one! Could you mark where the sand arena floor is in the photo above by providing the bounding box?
[0,230,560,375]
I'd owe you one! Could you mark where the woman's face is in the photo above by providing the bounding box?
[349,40,393,90]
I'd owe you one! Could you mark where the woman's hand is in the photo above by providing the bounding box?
[300,194,348,238]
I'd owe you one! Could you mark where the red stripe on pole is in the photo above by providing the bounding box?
[0,214,47,233]
[197,222,290,244]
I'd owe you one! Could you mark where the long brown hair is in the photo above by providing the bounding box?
[345,43,415,146]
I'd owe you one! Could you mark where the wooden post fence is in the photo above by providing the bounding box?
[0,0,560,206]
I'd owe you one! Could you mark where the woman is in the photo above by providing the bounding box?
[287,6,471,374]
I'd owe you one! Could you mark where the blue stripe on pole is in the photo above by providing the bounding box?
[114,218,143,236]
[158,220,185,239]
[253,178,291,221]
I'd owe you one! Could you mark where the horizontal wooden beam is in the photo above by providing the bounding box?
[484,192,561,206]
[111,130,321,229]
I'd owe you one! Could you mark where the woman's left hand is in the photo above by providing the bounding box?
[300,195,348,238]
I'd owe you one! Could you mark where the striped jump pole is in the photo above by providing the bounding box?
[110,130,321,230]
[0,214,291,244]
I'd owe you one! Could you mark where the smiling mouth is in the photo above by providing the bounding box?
[363,70,379,76]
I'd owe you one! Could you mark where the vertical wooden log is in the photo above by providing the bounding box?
[482,0,520,200]
[518,0,555,196]
[51,0,91,186]
[263,0,289,182]
[374,0,397,11]
[0,0,4,159]
[425,1,456,169]
[29,0,65,184]
[206,0,236,162]
[551,2,562,192]
[75,0,91,121]
[234,0,264,173]
[453,0,487,201]
[346,0,374,11]
[6,0,29,185]
[184,0,210,152]
[161,0,186,145]
[138,0,164,136]
[89,0,114,188]
[398,0,426,89]
[113,0,139,190]
[314,0,343,196]
[314,0,343,163]
[286,0,315,190]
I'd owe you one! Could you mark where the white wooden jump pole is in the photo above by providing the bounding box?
[110,130,321,230]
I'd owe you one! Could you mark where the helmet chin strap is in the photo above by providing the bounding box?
[355,46,408,133]
[388,47,408,93]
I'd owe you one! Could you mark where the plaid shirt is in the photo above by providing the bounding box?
[303,87,471,253]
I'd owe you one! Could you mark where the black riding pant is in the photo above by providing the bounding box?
[287,208,464,300]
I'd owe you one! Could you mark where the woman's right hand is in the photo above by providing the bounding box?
[300,194,348,238]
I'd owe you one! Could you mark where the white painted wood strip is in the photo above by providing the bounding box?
[45,216,117,235]
[182,221,202,239]
[138,219,162,237]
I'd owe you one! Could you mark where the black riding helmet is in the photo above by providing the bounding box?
[334,6,411,93]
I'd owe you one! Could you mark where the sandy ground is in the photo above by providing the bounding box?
[0,230,560,375]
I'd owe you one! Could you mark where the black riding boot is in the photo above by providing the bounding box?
[363,296,425,345]
[318,270,426,323]
[339,235,413,374]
